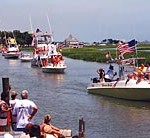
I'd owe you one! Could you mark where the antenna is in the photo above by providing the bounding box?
[29,15,33,33]
[46,14,54,42]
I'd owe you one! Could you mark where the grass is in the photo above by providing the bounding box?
[62,44,150,63]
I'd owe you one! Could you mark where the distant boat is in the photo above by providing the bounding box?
[87,57,150,101]
[20,53,32,62]
[4,38,21,59]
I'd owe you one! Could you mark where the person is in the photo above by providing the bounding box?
[9,91,20,130]
[12,90,38,131]
[36,54,43,67]
[144,63,150,83]
[0,92,12,131]
[97,68,105,82]
[104,65,117,82]
[132,63,147,80]
[40,114,64,138]
[10,91,19,110]
[20,123,41,138]
[105,51,114,63]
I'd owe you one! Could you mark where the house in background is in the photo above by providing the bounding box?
[64,34,83,48]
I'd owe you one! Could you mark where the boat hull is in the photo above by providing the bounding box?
[42,65,67,73]
[20,54,32,62]
[4,53,20,59]
[20,58,32,62]
[20,57,32,62]
[87,80,150,101]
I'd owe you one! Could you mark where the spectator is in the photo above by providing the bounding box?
[9,91,19,130]
[40,114,64,138]
[0,92,11,131]
[12,90,38,131]
[20,123,41,138]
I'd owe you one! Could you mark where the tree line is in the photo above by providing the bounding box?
[0,30,32,46]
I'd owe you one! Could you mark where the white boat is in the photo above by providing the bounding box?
[87,57,150,101]
[4,38,20,59]
[20,53,33,62]
[31,29,67,73]
[42,56,67,73]
[41,46,67,73]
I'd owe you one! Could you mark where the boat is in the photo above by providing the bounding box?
[31,29,67,73]
[42,55,67,73]
[41,44,67,73]
[4,38,20,59]
[87,57,150,101]
[20,53,33,62]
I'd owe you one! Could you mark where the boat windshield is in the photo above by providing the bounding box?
[37,34,51,44]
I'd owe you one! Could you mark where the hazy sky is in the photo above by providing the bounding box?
[0,0,149,42]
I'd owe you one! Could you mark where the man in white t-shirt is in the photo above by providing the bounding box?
[9,90,20,130]
[12,90,38,131]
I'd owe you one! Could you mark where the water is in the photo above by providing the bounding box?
[1,53,150,138]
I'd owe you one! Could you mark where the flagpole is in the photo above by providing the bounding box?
[116,47,118,59]
[135,43,138,57]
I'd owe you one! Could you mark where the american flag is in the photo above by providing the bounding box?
[117,39,137,55]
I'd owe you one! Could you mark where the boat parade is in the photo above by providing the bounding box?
[1,1,150,137]
[1,31,150,137]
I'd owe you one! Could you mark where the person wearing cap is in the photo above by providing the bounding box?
[104,65,117,82]
[40,114,64,138]
[12,90,38,131]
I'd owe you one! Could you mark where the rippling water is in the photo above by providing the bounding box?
[1,53,150,138]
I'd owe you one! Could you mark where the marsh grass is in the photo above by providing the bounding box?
[62,44,150,63]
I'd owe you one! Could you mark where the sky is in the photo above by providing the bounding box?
[0,0,150,42]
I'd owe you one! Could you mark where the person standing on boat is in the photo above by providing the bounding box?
[12,90,38,131]
[104,65,117,82]
[144,63,150,83]
[97,68,105,82]
[105,51,114,63]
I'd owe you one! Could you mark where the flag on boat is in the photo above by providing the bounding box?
[117,39,137,55]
